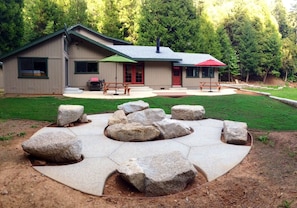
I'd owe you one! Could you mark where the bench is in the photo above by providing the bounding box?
[103,82,130,95]
[200,82,221,91]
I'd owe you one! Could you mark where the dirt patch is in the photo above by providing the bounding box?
[1,120,297,207]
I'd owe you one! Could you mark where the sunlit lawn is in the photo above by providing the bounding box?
[246,86,297,100]
[0,94,296,131]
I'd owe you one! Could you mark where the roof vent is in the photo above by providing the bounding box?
[156,37,161,53]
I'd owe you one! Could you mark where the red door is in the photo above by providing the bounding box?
[124,64,144,84]
[172,67,182,86]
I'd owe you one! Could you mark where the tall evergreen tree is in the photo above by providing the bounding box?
[100,0,122,39]
[258,20,282,82]
[23,0,65,43]
[118,0,141,43]
[0,0,24,55]
[137,0,198,52]
[273,0,290,38]
[238,18,259,82]
[281,36,297,81]
[217,26,239,82]
[66,0,89,26]
[193,11,221,57]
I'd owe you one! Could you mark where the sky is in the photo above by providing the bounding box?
[283,0,295,10]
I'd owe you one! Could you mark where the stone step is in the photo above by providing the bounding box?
[64,87,83,94]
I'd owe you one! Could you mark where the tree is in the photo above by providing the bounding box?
[237,19,260,82]
[137,0,198,52]
[273,0,290,38]
[193,11,221,57]
[100,0,122,39]
[281,37,297,81]
[23,0,65,43]
[217,26,239,82]
[118,0,141,43]
[66,0,89,26]
[258,20,282,83]
[0,0,24,55]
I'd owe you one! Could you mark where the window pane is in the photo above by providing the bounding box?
[18,58,47,77]
[186,67,199,77]
[202,68,214,78]
[125,65,132,82]
[87,63,97,72]
[75,61,98,73]
[135,66,143,83]
[76,62,87,73]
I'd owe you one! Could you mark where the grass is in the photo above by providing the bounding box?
[0,94,297,130]
[246,86,297,100]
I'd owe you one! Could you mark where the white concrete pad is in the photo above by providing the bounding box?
[79,135,123,158]
[188,143,251,181]
[109,140,190,165]
[30,113,252,196]
[34,157,118,196]
[175,125,223,147]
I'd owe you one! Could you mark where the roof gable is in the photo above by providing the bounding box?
[68,24,131,45]
[0,24,131,60]
[0,28,65,60]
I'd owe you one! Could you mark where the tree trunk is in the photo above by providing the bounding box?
[245,71,249,83]
[284,70,288,82]
[263,69,269,83]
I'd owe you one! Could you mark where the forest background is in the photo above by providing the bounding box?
[1,0,297,83]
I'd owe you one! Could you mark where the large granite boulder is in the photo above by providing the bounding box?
[127,108,166,126]
[117,100,149,114]
[223,120,248,145]
[22,131,82,163]
[171,105,205,120]
[108,110,127,126]
[153,118,192,139]
[117,151,197,196]
[105,122,160,142]
[57,105,84,126]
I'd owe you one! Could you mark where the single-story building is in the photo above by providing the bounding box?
[0,24,225,95]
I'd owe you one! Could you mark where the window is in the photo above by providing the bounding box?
[186,67,200,78]
[202,67,214,78]
[18,57,48,78]
[64,38,68,53]
[75,61,98,74]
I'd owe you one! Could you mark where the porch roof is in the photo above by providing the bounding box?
[173,52,221,67]
[109,45,182,62]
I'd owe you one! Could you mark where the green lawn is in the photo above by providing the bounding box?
[246,86,297,100]
[0,94,296,131]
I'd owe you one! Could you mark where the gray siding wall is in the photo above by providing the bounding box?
[144,62,172,90]
[182,68,220,89]
[0,69,3,89]
[74,28,114,46]
[3,36,64,94]
[68,41,114,89]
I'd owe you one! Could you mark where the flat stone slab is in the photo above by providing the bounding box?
[30,114,252,196]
